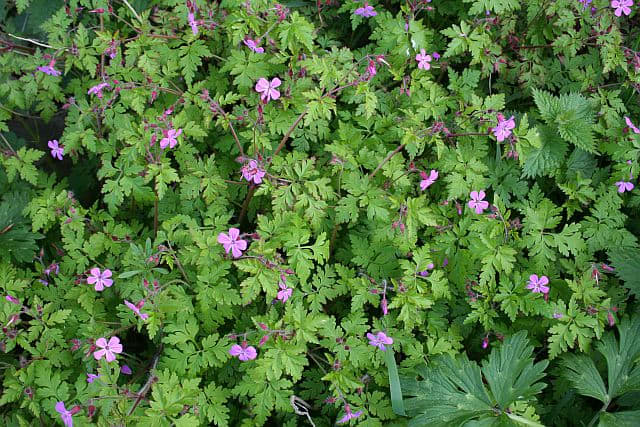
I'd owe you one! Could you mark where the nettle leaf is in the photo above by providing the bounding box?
[402,332,547,426]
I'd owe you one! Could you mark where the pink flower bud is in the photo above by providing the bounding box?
[381,298,388,316]
[258,323,268,330]
[258,335,269,347]
[482,336,489,349]
[608,312,615,327]
[5,295,20,305]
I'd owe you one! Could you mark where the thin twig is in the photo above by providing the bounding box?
[7,33,60,50]
[121,0,144,24]
[268,109,308,165]
[368,143,406,179]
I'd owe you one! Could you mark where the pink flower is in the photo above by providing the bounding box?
[337,404,363,424]
[37,60,61,76]
[121,365,133,375]
[416,49,432,70]
[217,228,248,258]
[229,343,257,361]
[160,128,182,150]
[124,300,149,321]
[241,160,266,184]
[255,77,281,102]
[188,12,198,35]
[87,268,113,291]
[5,295,20,305]
[277,282,292,303]
[492,114,516,142]
[354,2,377,17]
[611,0,633,16]
[367,60,377,77]
[616,180,634,193]
[527,274,550,294]
[244,38,264,53]
[419,169,438,190]
[93,336,123,362]
[553,312,564,319]
[367,331,393,351]
[55,402,77,427]
[87,373,100,383]
[468,190,489,214]
[48,140,64,160]
[87,82,110,99]
[625,116,640,133]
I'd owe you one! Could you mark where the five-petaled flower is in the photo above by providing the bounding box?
[337,404,363,424]
[241,160,266,184]
[492,114,516,142]
[624,116,640,134]
[218,228,248,258]
[55,401,79,427]
[87,82,110,99]
[87,268,113,291]
[188,12,198,35]
[93,336,123,362]
[354,2,377,17]
[527,274,550,294]
[277,281,293,303]
[124,300,149,321]
[244,38,264,53]
[255,77,281,103]
[615,180,634,193]
[416,49,432,70]
[420,169,438,190]
[48,140,64,160]
[367,331,393,351]
[37,60,61,76]
[468,190,489,214]
[160,128,182,150]
[611,0,633,16]
[229,342,257,361]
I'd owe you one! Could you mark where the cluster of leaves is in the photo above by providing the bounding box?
[0,0,639,425]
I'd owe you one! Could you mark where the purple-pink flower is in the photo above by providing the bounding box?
[244,38,264,53]
[468,190,489,214]
[255,77,281,103]
[188,12,199,35]
[615,180,634,193]
[160,128,182,150]
[218,228,248,258]
[48,140,64,161]
[527,274,550,294]
[611,0,633,16]
[367,331,393,351]
[87,268,113,291]
[87,373,100,383]
[492,114,516,142]
[337,404,363,424]
[55,401,77,427]
[229,343,257,361]
[37,60,61,76]
[93,336,123,362]
[241,160,266,184]
[420,169,438,190]
[277,281,293,303]
[124,300,149,321]
[354,2,377,17]
[625,116,640,134]
[121,365,133,375]
[5,295,20,305]
[416,49,432,70]
[87,82,110,99]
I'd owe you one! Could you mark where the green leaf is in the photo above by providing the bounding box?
[386,347,406,416]
[608,248,640,296]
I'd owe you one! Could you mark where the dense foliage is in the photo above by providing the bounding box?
[1,0,640,425]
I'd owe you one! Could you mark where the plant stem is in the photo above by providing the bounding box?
[368,143,406,179]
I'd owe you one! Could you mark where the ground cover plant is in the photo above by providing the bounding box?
[1,0,640,425]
